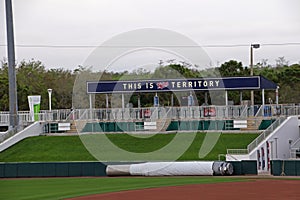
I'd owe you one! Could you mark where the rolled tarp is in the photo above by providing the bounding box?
[106,165,131,176]
[130,161,213,176]
[106,161,233,176]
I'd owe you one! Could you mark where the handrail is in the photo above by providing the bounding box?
[255,105,263,117]
[291,137,300,149]
[1,105,300,126]
[227,116,287,156]
[247,116,287,154]
[227,149,248,155]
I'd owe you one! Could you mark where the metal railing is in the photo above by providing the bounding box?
[227,116,287,156]
[71,105,250,122]
[290,148,300,159]
[247,116,287,154]
[227,149,249,155]
[1,104,299,126]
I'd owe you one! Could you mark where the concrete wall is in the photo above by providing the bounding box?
[0,122,44,152]
[226,154,249,161]
[249,116,300,171]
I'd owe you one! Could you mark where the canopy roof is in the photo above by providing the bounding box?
[87,76,277,94]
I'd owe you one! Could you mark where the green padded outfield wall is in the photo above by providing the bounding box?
[0,161,256,177]
[271,160,300,176]
[228,160,257,175]
[0,162,106,178]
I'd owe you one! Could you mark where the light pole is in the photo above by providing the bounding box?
[47,89,52,112]
[5,0,18,130]
[250,43,260,106]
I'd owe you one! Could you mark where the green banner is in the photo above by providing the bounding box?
[28,96,41,121]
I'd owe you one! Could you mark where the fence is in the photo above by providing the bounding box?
[0,161,256,177]
[247,116,286,153]
[1,104,300,126]
[0,162,106,178]
[271,160,300,176]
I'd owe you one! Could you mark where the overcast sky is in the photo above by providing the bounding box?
[0,0,300,71]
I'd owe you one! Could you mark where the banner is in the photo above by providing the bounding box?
[87,77,263,94]
[87,76,278,94]
[28,95,41,121]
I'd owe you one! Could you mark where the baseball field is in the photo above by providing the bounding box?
[1,132,300,199]
[1,176,300,199]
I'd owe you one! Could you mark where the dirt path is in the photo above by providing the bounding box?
[68,179,300,200]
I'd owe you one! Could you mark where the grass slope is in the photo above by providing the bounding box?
[0,136,96,162]
[0,177,245,200]
[0,133,258,162]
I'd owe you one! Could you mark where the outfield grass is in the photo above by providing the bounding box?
[0,177,245,200]
[0,133,258,162]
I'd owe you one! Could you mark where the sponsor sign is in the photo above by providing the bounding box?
[28,95,41,121]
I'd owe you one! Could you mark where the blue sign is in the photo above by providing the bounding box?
[154,96,159,107]
[87,76,276,94]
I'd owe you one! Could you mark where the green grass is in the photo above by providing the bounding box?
[0,133,258,162]
[0,136,96,162]
[0,177,245,200]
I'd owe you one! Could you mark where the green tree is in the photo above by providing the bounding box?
[0,61,9,111]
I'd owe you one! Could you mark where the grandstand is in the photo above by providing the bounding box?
[1,76,300,176]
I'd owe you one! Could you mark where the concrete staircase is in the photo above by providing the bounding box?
[66,120,78,134]
[241,117,262,131]
[67,120,87,134]
[156,118,171,132]
[0,122,44,152]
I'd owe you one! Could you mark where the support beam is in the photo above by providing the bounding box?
[275,86,279,105]
[106,94,109,108]
[89,94,92,110]
[225,90,228,106]
[121,93,125,109]
[137,94,141,108]
[240,91,243,105]
[262,89,265,106]
[89,94,92,120]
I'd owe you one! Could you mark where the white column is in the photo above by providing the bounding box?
[225,90,228,118]
[89,94,92,120]
[262,89,265,105]
[269,141,274,160]
[121,93,125,109]
[225,90,228,106]
[276,86,279,105]
[240,91,243,105]
[89,94,92,110]
[137,94,141,108]
[106,94,109,108]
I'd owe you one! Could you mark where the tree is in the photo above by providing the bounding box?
[217,60,248,77]
[275,56,289,67]
[0,61,9,110]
